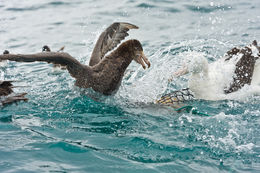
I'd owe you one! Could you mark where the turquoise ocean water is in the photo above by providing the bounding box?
[0,0,260,172]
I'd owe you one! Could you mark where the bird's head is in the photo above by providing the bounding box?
[129,39,151,69]
[42,45,51,52]
[3,50,9,54]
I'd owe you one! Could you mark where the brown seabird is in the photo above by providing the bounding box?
[0,80,28,106]
[0,22,150,95]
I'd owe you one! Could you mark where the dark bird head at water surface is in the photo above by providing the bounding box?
[42,45,51,52]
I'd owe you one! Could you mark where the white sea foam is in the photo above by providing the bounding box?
[236,143,254,152]
[115,46,181,103]
[12,115,43,130]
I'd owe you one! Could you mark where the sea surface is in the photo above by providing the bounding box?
[0,0,260,172]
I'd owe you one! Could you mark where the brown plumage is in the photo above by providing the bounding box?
[0,22,150,95]
[0,81,13,96]
[0,80,28,106]
[224,40,260,94]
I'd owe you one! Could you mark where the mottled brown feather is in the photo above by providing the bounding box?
[224,40,260,93]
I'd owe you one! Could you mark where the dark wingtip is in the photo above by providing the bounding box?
[3,50,9,54]
[42,45,51,52]
[120,22,139,29]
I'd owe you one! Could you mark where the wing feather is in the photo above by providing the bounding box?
[0,52,85,78]
[89,22,138,66]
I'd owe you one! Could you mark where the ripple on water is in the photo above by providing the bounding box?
[136,3,157,8]
[6,6,45,12]
[47,1,72,6]
[185,4,232,13]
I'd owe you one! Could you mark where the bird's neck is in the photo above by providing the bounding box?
[109,41,135,70]
[86,41,135,95]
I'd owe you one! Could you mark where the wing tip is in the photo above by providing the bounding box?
[119,22,139,29]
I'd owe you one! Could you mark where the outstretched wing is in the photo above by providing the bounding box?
[0,52,86,78]
[89,22,138,66]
